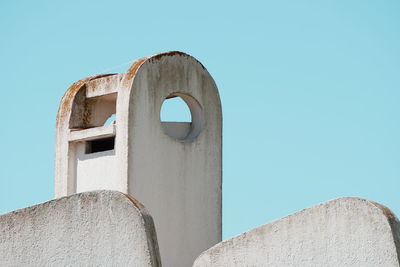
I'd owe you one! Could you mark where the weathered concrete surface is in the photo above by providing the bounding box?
[194,197,400,267]
[0,191,161,267]
[55,52,222,267]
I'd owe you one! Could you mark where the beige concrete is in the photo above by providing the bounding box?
[193,197,400,267]
[0,190,161,267]
[55,52,222,267]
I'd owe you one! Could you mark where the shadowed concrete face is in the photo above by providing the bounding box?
[0,191,161,267]
[55,52,222,267]
[193,197,400,267]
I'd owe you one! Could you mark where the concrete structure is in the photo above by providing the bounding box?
[193,197,400,267]
[55,51,222,267]
[3,51,400,267]
[0,191,160,267]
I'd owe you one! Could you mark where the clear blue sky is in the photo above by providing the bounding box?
[1,1,399,239]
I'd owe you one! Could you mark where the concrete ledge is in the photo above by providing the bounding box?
[69,124,115,142]
[194,197,400,267]
[0,190,161,267]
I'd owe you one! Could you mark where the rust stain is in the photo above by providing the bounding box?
[124,56,149,81]
[122,193,145,210]
[56,74,114,127]
[124,51,206,86]
[82,96,91,128]
[86,74,119,94]
[151,51,206,70]
[152,51,188,61]
[370,200,397,220]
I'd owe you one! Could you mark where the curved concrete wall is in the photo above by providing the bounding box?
[194,197,400,267]
[0,191,161,267]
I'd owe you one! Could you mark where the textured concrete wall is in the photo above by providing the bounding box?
[122,52,222,267]
[55,52,222,267]
[194,197,400,267]
[0,191,161,267]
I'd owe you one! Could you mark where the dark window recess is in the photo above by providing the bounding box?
[86,136,115,154]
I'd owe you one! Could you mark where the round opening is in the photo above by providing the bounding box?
[160,93,203,141]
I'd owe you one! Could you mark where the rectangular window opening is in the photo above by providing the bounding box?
[85,136,115,154]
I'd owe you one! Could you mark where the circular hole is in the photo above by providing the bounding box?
[160,93,203,141]
[160,97,191,122]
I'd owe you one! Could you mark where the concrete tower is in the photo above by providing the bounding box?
[55,51,222,267]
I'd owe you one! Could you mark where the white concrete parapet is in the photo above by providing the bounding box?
[0,191,161,267]
[193,197,400,267]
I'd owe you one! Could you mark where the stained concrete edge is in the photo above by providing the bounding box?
[369,199,400,264]
[193,197,400,267]
[0,190,161,267]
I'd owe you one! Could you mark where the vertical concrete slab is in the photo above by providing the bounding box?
[0,191,161,267]
[122,52,222,267]
[193,197,400,267]
[55,52,222,267]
